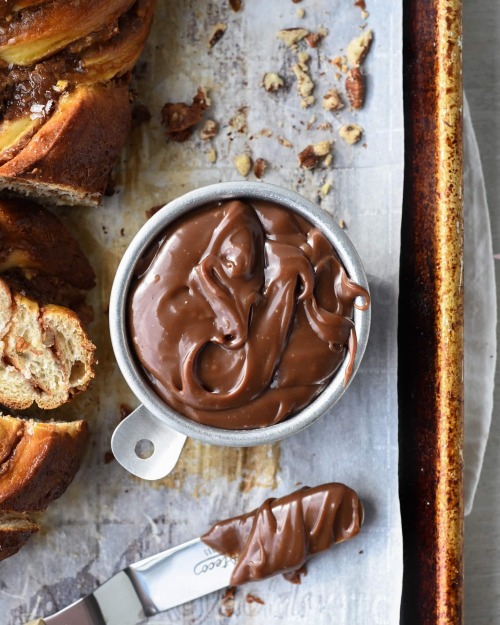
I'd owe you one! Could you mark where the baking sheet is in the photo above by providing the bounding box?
[0,0,404,623]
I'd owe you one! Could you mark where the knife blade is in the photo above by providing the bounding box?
[36,538,236,625]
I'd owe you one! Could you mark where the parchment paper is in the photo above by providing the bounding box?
[0,1,403,623]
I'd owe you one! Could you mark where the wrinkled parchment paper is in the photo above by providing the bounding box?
[1,1,403,623]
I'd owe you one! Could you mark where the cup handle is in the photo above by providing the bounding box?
[111,405,187,480]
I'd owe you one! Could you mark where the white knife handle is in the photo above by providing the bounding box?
[111,405,186,480]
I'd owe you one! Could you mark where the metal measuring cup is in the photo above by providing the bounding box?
[109,182,371,480]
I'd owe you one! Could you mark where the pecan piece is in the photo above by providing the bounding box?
[345,68,365,109]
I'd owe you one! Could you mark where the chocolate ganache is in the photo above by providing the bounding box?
[128,199,369,429]
[201,483,363,586]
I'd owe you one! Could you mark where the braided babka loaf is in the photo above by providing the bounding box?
[0,197,96,409]
[0,0,155,206]
[0,414,88,561]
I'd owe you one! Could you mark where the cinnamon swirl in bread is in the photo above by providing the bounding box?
[0,0,155,206]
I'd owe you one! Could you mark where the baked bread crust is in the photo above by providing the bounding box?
[0,511,38,561]
[0,415,88,512]
[0,0,156,206]
[0,197,95,289]
[0,82,131,206]
[0,415,87,561]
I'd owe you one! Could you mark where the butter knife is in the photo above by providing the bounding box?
[25,538,236,625]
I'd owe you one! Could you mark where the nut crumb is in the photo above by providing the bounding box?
[305,32,322,48]
[314,140,331,157]
[200,119,219,140]
[321,181,332,196]
[361,9,369,19]
[317,121,333,131]
[307,114,316,129]
[253,158,268,179]
[229,107,249,133]
[276,27,309,47]
[230,0,242,10]
[323,153,333,167]
[233,153,252,176]
[263,72,285,92]
[298,141,331,169]
[293,57,314,108]
[161,88,210,142]
[208,22,227,48]
[277,135,292,148]
[322,88,344,112]
[296,8,305,18]
[207,148,217,163]
[339,218,347,229]
[345,68,365,109]
[346,30,373,67]
[339,123,363,144]
[260,128,273,137]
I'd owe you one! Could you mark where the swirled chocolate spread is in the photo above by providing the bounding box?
[201,483,363,586]
[128,199,369,429]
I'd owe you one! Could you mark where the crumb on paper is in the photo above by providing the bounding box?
[361,9,369,18]
[221,587,236,617]
[345,67,365,109]
[321,180,332,195]
[161,87,210,142]
[317,27,329,38]
[229,107,248,133]
[200,119,219,140]
[339,218,347,229]
[207,148,217,163]
[298,141,332,169]
[246,593,265,605]
[208,22,227,48]
[346,30,373,67]
[317,121,333,131]
[253,158,268,179]
[260,128,273,137]
[230,0,242,10]
[293,55,315,108]
[263,72,285,92]
[234,153,252,176]
[296,8,305,18]
[322,88,344,111]
[305,32,322,48]
[339,123,363,144]
[277,135,292,148]
[276,27,309,48]
[307,114,317,129]
[323,153,333,167]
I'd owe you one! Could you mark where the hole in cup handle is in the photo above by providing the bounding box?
[111,405,187,480]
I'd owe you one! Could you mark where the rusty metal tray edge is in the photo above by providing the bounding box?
[399,0,464,624]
